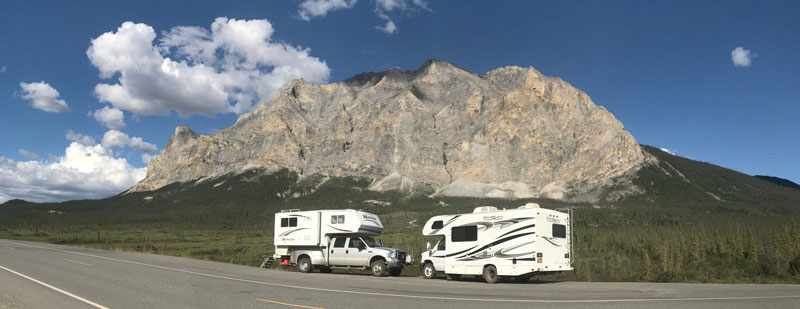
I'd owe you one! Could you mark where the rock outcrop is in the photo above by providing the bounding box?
[130,59,646,201]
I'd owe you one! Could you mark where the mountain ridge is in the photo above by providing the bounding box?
[130,59,645,202]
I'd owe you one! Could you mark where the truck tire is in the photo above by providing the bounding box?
[422,263,436,279]
[370,259,386,277]
[389,269,402,277]
[298,257,313,273]
[482,265,498,284]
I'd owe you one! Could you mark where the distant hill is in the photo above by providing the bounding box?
[755,175,800,190]
[2,145,799,226]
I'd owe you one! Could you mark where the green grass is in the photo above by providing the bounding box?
[2,146,800,282]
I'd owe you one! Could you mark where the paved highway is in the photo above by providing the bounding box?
[1,239,799,309]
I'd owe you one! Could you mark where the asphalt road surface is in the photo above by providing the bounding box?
[1,239,799,309]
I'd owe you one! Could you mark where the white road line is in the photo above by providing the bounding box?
[2,240,800,304]
[0,264,109,309]
[66,259,93,267]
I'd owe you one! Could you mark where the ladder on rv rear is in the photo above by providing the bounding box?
[260,256,275,268]
[556,207,575,265]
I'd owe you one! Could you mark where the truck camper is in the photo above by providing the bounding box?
[274,209,411,276]
[419,203,573,283]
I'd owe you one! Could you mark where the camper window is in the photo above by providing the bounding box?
[452,225,478,242]
[553,224,567,238]
[431,220,443,229]
[280,217,298,227]
[333,237,346,248]
[331,215,345,224]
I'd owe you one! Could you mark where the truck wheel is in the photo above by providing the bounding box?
[482,265,498,284]
[298,257,313,273]
[370,259,386,277]
[422,263,436,279]
[389,269,402,277]
[446,274,461,281]
[319,266,333,273]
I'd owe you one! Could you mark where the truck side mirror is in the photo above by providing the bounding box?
[426,241,431,250]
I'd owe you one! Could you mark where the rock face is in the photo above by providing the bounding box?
[131,60,646,201]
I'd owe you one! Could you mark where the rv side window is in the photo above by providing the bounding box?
[331,215,345,224]
[431,220,443,229]
[280,218,289,227]
[288,217,297,227]
[452,225,478,242]
[553,224,567,238]
[333,238,346,248]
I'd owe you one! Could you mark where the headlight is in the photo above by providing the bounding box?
[389,251,397,258]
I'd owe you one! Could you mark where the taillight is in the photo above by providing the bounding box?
[565,253,570,258]
[536,253,543,258]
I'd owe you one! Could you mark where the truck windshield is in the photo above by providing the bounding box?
[360,237,380,247]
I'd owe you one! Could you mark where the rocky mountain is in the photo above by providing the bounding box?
[130,60,646,202]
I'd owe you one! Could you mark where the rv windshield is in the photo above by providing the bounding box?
[360,237,381,247]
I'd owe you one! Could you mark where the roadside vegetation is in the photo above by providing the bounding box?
[1,146,799,283]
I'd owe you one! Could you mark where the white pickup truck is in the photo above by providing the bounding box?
[273,209,411,276]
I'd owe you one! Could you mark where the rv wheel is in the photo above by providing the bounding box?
[370,259,386,277]
[298,257,313,273]
[422,263,436,279]
[482,265,498,284]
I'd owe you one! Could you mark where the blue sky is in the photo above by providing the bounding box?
[1,0,798,202]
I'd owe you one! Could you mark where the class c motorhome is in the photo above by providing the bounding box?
[273,209,411,276]
[419,203,573,283]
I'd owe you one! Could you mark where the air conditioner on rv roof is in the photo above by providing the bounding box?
[473,206,499,213]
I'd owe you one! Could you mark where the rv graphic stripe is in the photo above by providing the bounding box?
[498,224,536,238]
[458,232,537,258]
[444,245,479,258]
[279,228,309,237]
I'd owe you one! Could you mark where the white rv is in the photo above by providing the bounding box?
[419,203,573,283]
[273,209,411,276]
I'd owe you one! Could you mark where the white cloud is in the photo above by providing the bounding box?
[87,18,330,117]
[18,149,39,159]
[731,47,753,67]
[66,130,96,146]
[377,19,397,34]
[141,153,156,164]
[298,0,358,20]
[659,148,676,155]
[102,130,157,153]
[18,81,70,113]
[373,0,429,34]
[0,142,146,203]
[90,106,126,129]
[296,0,429,34]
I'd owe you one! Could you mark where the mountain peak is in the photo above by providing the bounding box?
[130,60,645,201]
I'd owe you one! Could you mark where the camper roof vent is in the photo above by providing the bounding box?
[518,203,541,209]
[473,206,499,213]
